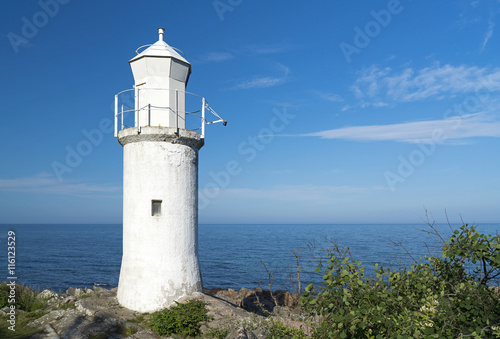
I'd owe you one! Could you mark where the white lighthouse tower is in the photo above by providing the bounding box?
[114,28,225,313]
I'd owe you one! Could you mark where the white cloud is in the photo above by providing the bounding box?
[0,173,121,196]
[234,76,285,89]
[481,19,495,52]
[317,92,344,102]
[352,64,500,106]
[196,43,299,64]
[233,63,290,90]
[242,43,299,55]
[196,51,234,63]
[303,114,500,143]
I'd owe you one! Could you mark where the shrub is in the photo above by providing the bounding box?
[300,224,500,338]
[442,224,500,286]
[0,283,47,312]
[148,299,211,337]
[267,318,308,339]
[205,326,232,339]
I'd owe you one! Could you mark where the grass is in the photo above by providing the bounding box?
[0,282,76,338]
[79,294,93,299]
[266,318,308,339]
[0,283,48,312]
[57,303,77,310]
[128,314,145,324]
[205,326,232,338]
[120,325,139,335]
[0,311,47,338]
[148,300,211,337]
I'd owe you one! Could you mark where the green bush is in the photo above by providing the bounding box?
[267,318,308,339]
[0,283,47,312]
[443,224,500,286]
[148,299,211,337]
[205,326,232,339]
[300,224,500,338]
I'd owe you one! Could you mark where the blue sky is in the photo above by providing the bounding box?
[0,0,499,224]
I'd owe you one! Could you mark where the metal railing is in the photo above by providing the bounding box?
[114,87,226,138]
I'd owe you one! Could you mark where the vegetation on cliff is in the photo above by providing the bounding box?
[301,223,500,338]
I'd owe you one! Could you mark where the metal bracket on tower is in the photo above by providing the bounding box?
[175,89,179,136]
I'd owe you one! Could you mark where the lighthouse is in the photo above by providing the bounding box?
[114,28,225,313]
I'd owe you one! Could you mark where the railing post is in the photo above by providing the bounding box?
[114,95,118,137]
[121,105,124,130]
[201,97,206,138]
[176,89,179,135]
[148,104,151,126]
[134,86,139,128]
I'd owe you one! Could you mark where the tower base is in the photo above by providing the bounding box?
[117,127,204,312]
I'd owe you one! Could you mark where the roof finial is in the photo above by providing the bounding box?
[158,27,165,42]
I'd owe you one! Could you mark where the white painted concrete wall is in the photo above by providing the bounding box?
[117,128,203,312]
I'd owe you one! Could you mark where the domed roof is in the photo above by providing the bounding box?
[129,28,190,65]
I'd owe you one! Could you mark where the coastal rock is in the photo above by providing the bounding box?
[226,326,258,339]
[38,289,58,300]
[284,291,296,308]
[28,309,68,329]
[0,306,24,316]
[65,287,83,297]
[64,295,76,306]
[77,293,136,321]
[43,324,59,339]
[51,311,88,339]
[26,287,305,339]
[29,324,61,339]
[204,287,301,317]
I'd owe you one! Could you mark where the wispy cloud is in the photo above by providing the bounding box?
[0,173,121,196]
[234,76,285,89]
[233,63,290,90]
[242,42,300,55]
[302,114,500,144]
[481,18,495,52]
[317,91,344,102]
[352,64,500,106]
[195,42,300,64]
[195,51,234,63]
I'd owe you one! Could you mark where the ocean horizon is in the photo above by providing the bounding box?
[1,223,499,293]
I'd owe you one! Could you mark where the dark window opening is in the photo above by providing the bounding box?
[152,200,162,216]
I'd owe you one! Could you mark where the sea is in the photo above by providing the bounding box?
[0,223,498,293]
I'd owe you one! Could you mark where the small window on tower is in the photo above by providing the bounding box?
[152,200,162,216]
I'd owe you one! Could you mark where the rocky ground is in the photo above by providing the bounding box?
[3,286,311,339]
